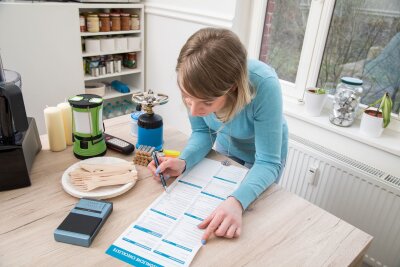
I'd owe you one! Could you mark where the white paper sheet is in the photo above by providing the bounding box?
[106,158,248,267]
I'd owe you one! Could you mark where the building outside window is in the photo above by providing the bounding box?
[259,0,400,114]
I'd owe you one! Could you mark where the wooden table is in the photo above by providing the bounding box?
[0,115,372,266]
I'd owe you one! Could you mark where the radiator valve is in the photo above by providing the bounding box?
[307,163,319,185]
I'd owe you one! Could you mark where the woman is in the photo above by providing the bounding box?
[148,28,288,244]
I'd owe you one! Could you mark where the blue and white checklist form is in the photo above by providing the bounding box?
[106,158,248,267]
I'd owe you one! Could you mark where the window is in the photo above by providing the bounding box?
[258,0,400,114]
[259,0,310,83]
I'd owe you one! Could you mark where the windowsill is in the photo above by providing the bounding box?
[283,97,400,157]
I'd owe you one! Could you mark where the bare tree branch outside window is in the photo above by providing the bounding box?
[259,0,400,114]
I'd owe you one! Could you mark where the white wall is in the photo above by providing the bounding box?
[145,16,200,136]
[145,0,236,26]
[144,0,251,136]
[0,3,84,134]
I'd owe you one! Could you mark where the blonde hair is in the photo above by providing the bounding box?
[176,28,254,122]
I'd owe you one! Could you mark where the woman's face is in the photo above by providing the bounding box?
[181,90,227,117]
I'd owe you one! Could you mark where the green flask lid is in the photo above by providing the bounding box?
[68,94,103,108]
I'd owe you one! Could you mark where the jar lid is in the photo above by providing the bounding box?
[121,13,130,17]
[87,14,98,17]
[110,13,120,17]
[341,77,363,85]
[131,14,139,17]
[99,13,110,17]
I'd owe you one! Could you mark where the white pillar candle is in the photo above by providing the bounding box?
[44,106,66,152]
[57,102,73,146]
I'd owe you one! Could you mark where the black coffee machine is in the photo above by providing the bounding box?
[0,60,41,191]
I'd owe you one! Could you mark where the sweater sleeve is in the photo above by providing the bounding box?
[231,76,284,210]
[179,114,216,171]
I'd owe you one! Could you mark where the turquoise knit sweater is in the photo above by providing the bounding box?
[179,59,288,209]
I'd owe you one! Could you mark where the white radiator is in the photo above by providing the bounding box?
[279,134,400,267]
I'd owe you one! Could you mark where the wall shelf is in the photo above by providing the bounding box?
[81,30,141,37]
[83,49,141,57]
[103,88,140,100]
[84,68,141,81]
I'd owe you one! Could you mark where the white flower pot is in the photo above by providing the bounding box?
[304,89,327,117]
[359,110,383,138]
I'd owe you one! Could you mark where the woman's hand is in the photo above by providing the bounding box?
[198,196,243,244]
[147,157,186,182]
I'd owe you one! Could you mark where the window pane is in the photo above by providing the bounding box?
[317,0,400,114]
[259,0,310,82]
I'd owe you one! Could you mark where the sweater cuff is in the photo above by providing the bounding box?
[231,184,258,210]
[179,154,192,173]
[180,159,187,173]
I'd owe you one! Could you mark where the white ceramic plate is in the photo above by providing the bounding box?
[61,157,136,199]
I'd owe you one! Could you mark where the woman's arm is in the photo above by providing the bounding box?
[231,76,284,210]
[198,76,285,242]
[179,114,216,172]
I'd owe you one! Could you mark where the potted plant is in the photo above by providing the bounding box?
[359,92,393,137]
[304,87,327,116]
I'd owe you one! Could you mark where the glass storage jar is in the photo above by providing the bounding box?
[110,13,121,31]
[86,13,100,33]
[79,15,86,32]
[131,14,140,30]
[120,13,131,31]
[99,13,110,32]
[124,52,137,69]
[329,77,363,127]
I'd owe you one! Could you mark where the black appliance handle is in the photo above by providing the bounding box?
[1,83,28,132]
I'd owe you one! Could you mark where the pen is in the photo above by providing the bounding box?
[152,151,168,193]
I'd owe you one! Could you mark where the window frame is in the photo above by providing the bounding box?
[247,0,399,124]
[248,0,335,99]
